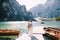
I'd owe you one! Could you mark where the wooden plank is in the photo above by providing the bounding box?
[33,34,44,40]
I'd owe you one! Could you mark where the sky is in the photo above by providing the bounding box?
[16,0,47,11]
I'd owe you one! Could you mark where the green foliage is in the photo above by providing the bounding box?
[56,16,60,21]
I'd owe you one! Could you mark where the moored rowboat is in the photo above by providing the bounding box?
[44,27,60,40]
[0,29,20,38]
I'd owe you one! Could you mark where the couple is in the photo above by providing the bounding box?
[16,20,45,40]
[27,20,45,40]
[27,20,33,37]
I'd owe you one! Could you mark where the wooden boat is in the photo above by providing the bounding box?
[44,27,60,40]
[0,29,20,38]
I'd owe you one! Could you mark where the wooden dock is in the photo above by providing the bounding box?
[16,27,45,40]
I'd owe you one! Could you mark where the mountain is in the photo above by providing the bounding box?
[29,0,60,18]
[0,0,34,21]
[29,4,44,17]
[44,0,60,18]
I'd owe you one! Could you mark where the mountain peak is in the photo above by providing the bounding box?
[29,0,60,18]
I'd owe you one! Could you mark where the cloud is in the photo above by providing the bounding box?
[16,0,46,10]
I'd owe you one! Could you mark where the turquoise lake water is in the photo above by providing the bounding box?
[0,21,60,40]
[0,21,60,29]
[0,21,60,33]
